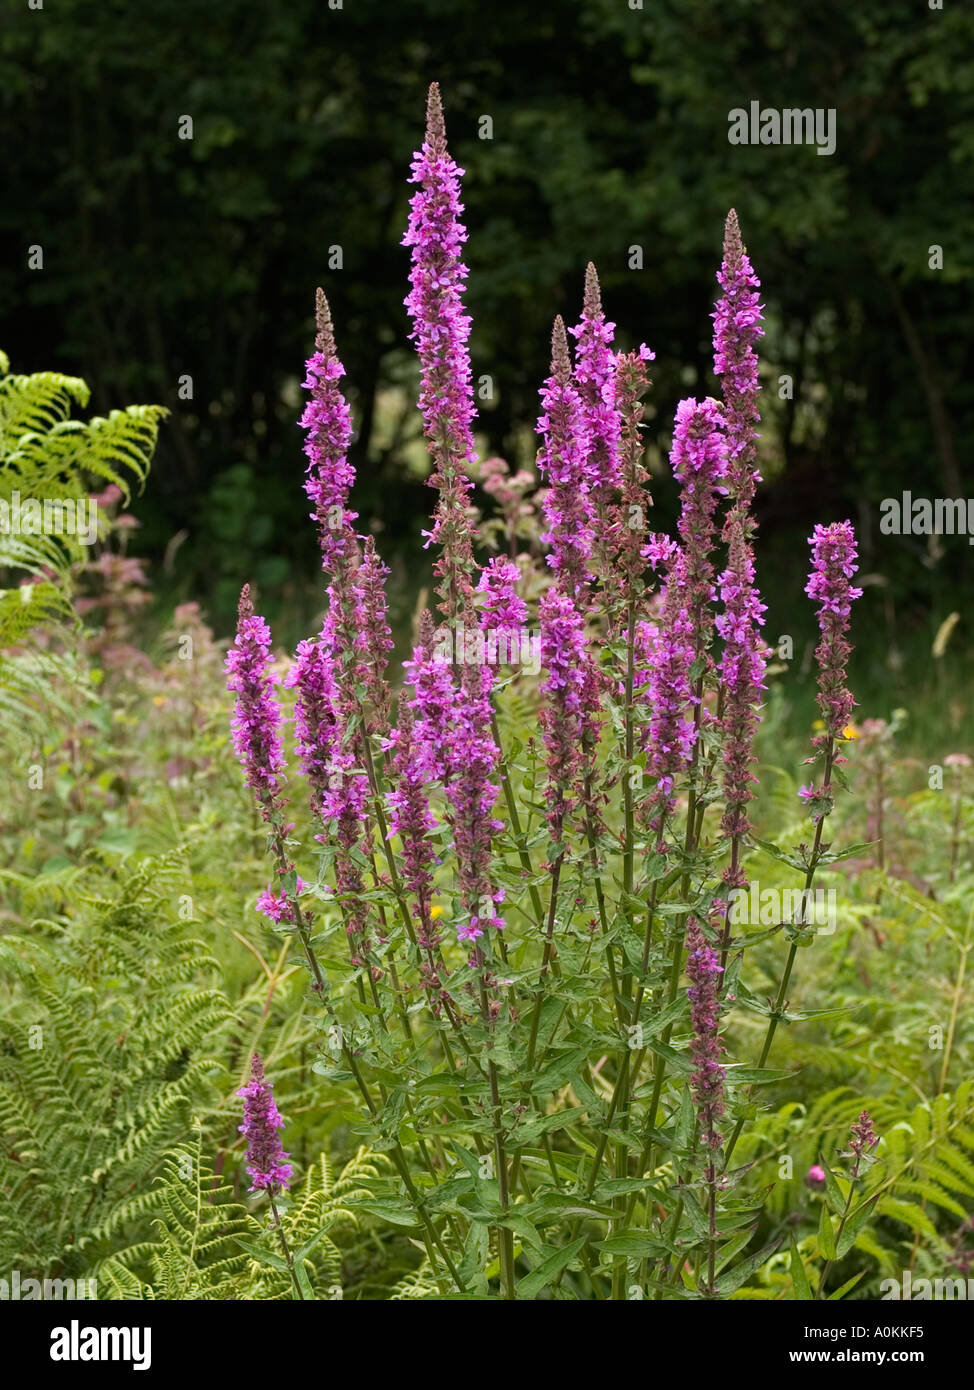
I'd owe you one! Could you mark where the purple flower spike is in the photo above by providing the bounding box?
[226,585,287,819]
[301,289,356,578]
[537,315,595,601]
[570,262,621,494]
[713,209,764,510]
[670,396,728,650]
[539,588,602,837]
[403,82,478,620]
[806,521,863,741]
[237,1053,292,1193]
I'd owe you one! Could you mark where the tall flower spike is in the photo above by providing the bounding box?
[537,315,594,601]
[237,1053,292,1193]
[226,585,287,819]
[403,82,478,621]
[301,289,357,578]
[799,521,863,820]
[806,521,863,742]
[685,915,726,1151]
[713,209,764,513]
[571,263,622,493]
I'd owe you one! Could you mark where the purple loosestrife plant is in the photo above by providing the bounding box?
[224,95,886,1298]
[403,82,479,623]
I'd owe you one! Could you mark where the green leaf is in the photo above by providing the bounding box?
[235,1238,290,1274]
[713,1238,782,1295]
[293,1261,315,1300]
[836,1192,880,1258]
[352,1201,418,1228]
[597,1234,671,1258]
[818,1204,837,1260]
[822,1158,847,1215]
[789,1236,814,1300]
[516,1237,587,1300]
[827,1270,867,1299]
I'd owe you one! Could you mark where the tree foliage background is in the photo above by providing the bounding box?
[2,0,972,697]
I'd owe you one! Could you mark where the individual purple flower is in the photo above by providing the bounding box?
[686,914,726,1151]
[536,316,595,600]
[237,1053,292,1193]
[226,585,287,819]
[539,588,602,838]
[257,877,307,924]
[713,209,764,510]
[717,515,768,840]
[403,81,478,621]
[670,396,728,654]
[301,288,357,578]
[805,1164,827,1191]
[802,522,863,816]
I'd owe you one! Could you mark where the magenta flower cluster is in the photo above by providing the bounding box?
[225,585,286,816]
[237,1053,292,1193]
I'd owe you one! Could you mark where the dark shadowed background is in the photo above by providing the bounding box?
[2,0,972,727]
